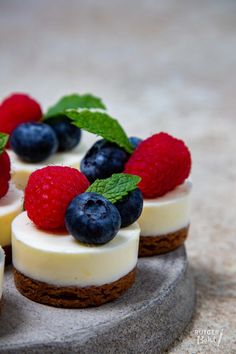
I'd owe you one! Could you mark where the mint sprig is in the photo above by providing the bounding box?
[66,109,134,154]
[44,93,106,119]
[86,173,141,204]
[0,133,9,154]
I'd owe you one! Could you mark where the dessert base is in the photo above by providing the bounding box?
[0,246,195,354]
[13,268,136,308]
[2,245,12,265]
[139,225,189,257]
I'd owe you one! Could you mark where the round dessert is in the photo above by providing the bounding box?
[12,212,140,308]
[8,143,86,190]
[138,180,192,256]
[0,183,24,264]
[12,167,142,308]
[0,247,5,310]
[125,132,192,256]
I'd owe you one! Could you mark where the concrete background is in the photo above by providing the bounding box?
[0,1,235,353]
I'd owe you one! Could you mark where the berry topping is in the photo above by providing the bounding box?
[0,93,42,138]
[0,151,11,198]
[10,122,58,163]
[125,132,191,198]
[129,136,142,149]
[80,139,129,183]
[25,166,90,230]
[114,188,143,227]
[65,192,121,245]
[47,116,81,152]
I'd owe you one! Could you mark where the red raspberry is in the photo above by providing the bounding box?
[25,166,90,230]
[0,93,42,139]
[125,132,191,198]
[0,175,9,199]
[0,151,11,198]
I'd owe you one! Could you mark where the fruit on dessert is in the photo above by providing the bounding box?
[10,122,58,163]
[46,116,81,152]
[114,188,143,228]
[125,132,191,198]
[65,192,121,244]
[0,133,24,264]
[129,136,142,149]
[25,166,90,230]
[0,93,42,138]
[80,139,129,183]
[0,150,11,198]
[4,92,107,191]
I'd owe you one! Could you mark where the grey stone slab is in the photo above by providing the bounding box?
[0,246,195,354]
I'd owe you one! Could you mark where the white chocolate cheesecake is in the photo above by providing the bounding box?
[8,142,86,190]
[12,212,140,307]
[138,180,192,256]
[0,183,24,264]
[0,247,5,305]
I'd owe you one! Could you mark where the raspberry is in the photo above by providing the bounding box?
[0,93,42,138]
[125,132,191,198]
[25,166,90,230]
[0,151,11,198]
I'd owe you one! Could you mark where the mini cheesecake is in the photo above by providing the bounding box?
[0,247,5,310]
[7,142,86,190]
[12,212,140,308]
[138,180,192,257]
[0,183,24,264]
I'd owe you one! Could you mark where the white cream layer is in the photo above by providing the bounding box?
[7,142,86,190]
[0,247,5,298]
[138,180,192,237]
[0,183,24,247]
[12,212,140,287]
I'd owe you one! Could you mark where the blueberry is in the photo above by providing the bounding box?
[114,188,143,227]
[10,122,58,163]
[47,116,81,152]
[129,136,142,149]
[80,139,129,183]
[65,192,121,245]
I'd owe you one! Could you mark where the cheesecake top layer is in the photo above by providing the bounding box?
[0,183,23,216]
[7,142,86,172]
[138,180,192,236]
[12,212,140,286]
[0,247,5,298]
[0,183,24,246]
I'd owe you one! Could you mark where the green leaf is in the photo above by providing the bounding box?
[0,133,9,154]
[44,93,106,119]
[66,109,134,153]
[86,173,141,204]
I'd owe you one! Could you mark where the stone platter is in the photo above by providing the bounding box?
[0,246,195,354]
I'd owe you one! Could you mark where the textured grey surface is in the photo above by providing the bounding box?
[0,246,195,353]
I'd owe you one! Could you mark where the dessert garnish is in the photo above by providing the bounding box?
[65,173,142,244]
[10,122,58,163]
[24,167,142,245]
[0,133,10,198]
[0,92,106,161]
[125,132,191,198]
[25,166,90,230]
[0,94,42,139]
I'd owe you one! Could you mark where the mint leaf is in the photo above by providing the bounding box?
[0,133,9,154]
[66,110,134,154]
[44,94,106,119]
[86,173,141,203]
